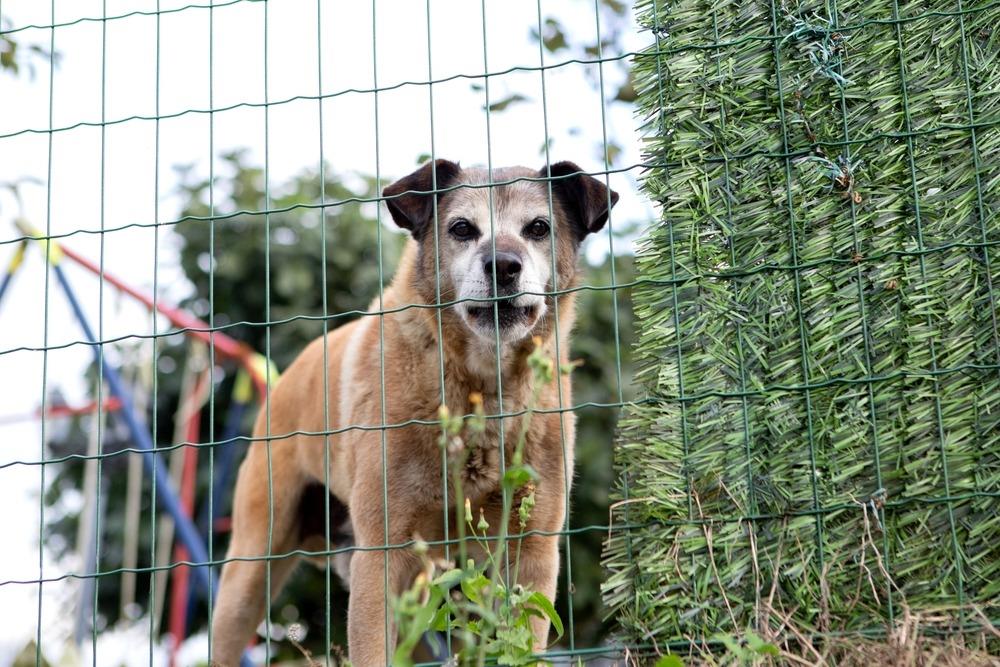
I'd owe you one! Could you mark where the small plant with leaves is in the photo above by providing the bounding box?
[712,630,780,665]
[393,339,566,666]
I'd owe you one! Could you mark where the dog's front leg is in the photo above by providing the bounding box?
[347,476,422,667]
[514,533,561,652]
[347,546,420,666]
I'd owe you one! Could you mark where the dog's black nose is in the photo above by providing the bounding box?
[483,252,522,287]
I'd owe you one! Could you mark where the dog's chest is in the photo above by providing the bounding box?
[460,442,501,500]
[454,408,540,503]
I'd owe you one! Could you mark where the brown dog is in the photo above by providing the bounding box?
[210,159,618,666]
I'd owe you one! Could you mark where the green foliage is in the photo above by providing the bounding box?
[173,150,403,369]
[393,343,566,667]
[605,0,999,657]
[654,655,684,667]
[713,630,780,664]
[0,19,59,79]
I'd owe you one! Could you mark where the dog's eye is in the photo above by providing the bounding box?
[523,218,550,240]
[449,218,478,241]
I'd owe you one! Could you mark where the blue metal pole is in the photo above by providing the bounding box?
[53,263,255,667]
[201,395,248,539]
[52,263,214,594]
[0,270,15,305]
[73,485,105,645]
[0,241,28,307]
[188,393,247,620]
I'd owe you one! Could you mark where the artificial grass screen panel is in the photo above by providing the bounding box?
[604,0,999,652]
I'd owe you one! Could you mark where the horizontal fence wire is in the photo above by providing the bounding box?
[5,349,1000,469]
[8,483,1000,587]
[5,119,1000,242]
[2,237,999,355]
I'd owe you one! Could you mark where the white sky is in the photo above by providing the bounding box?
[0,0,649,664]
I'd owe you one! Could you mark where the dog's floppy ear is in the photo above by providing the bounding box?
[542,161,619,241]
[382,159,461,239]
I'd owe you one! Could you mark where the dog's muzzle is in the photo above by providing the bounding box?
[459,249,545,338]
[464,297,540,329]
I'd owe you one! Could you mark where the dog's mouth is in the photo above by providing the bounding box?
[464,298,539,330]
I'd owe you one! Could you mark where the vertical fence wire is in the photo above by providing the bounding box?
[262,0,276,661]
[888,0,967,619]
[91,1,109,660]
[532,0,574,649]
[767,0,829,581]
[206,0,217,658]
[424,0,455,657]
[707,3,761,621]
[314,1,333,664]
[955,0,1000,361]
[825,0,896,625]
[370,1,392,661]
[477,1,514,598]
[35,1,56,663]
[148,0,162,658]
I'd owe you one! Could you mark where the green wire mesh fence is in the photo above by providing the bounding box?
[2,0,997,664]
[603,0,999,660]
[0,1,641,665]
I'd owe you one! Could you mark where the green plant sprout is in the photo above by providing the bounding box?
[393,338,566,667]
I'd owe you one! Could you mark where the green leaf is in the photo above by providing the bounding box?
[432,567,464,590]
[430,604,451,632]
[486,93,529,112]
[503,465,538,490]
[654,656,685,667]
[391,647,414,667]
[713,634,745,658]
[602,142,622,166]
[495,624,536,665]
[615,73,637,102]
[745,630,780,656]
[540,19,568,52]
[526,591,564,638]
[461,572,491,605]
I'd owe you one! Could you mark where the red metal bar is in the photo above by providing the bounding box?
[0,397,123,426]
[49,397,123,418]
[57,243,269,400]
[168,371,207,667]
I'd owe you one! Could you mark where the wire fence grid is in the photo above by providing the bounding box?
[0,0,642,665]
[1,0,998,664]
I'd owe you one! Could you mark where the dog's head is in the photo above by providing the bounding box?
[383,159,618,345]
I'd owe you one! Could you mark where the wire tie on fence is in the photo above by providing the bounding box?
[869,488,887,531]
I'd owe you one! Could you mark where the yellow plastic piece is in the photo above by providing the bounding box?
[247,353,281,394]
[14,218,63,266]
[233,368,253,404]
[6,241,27,274]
